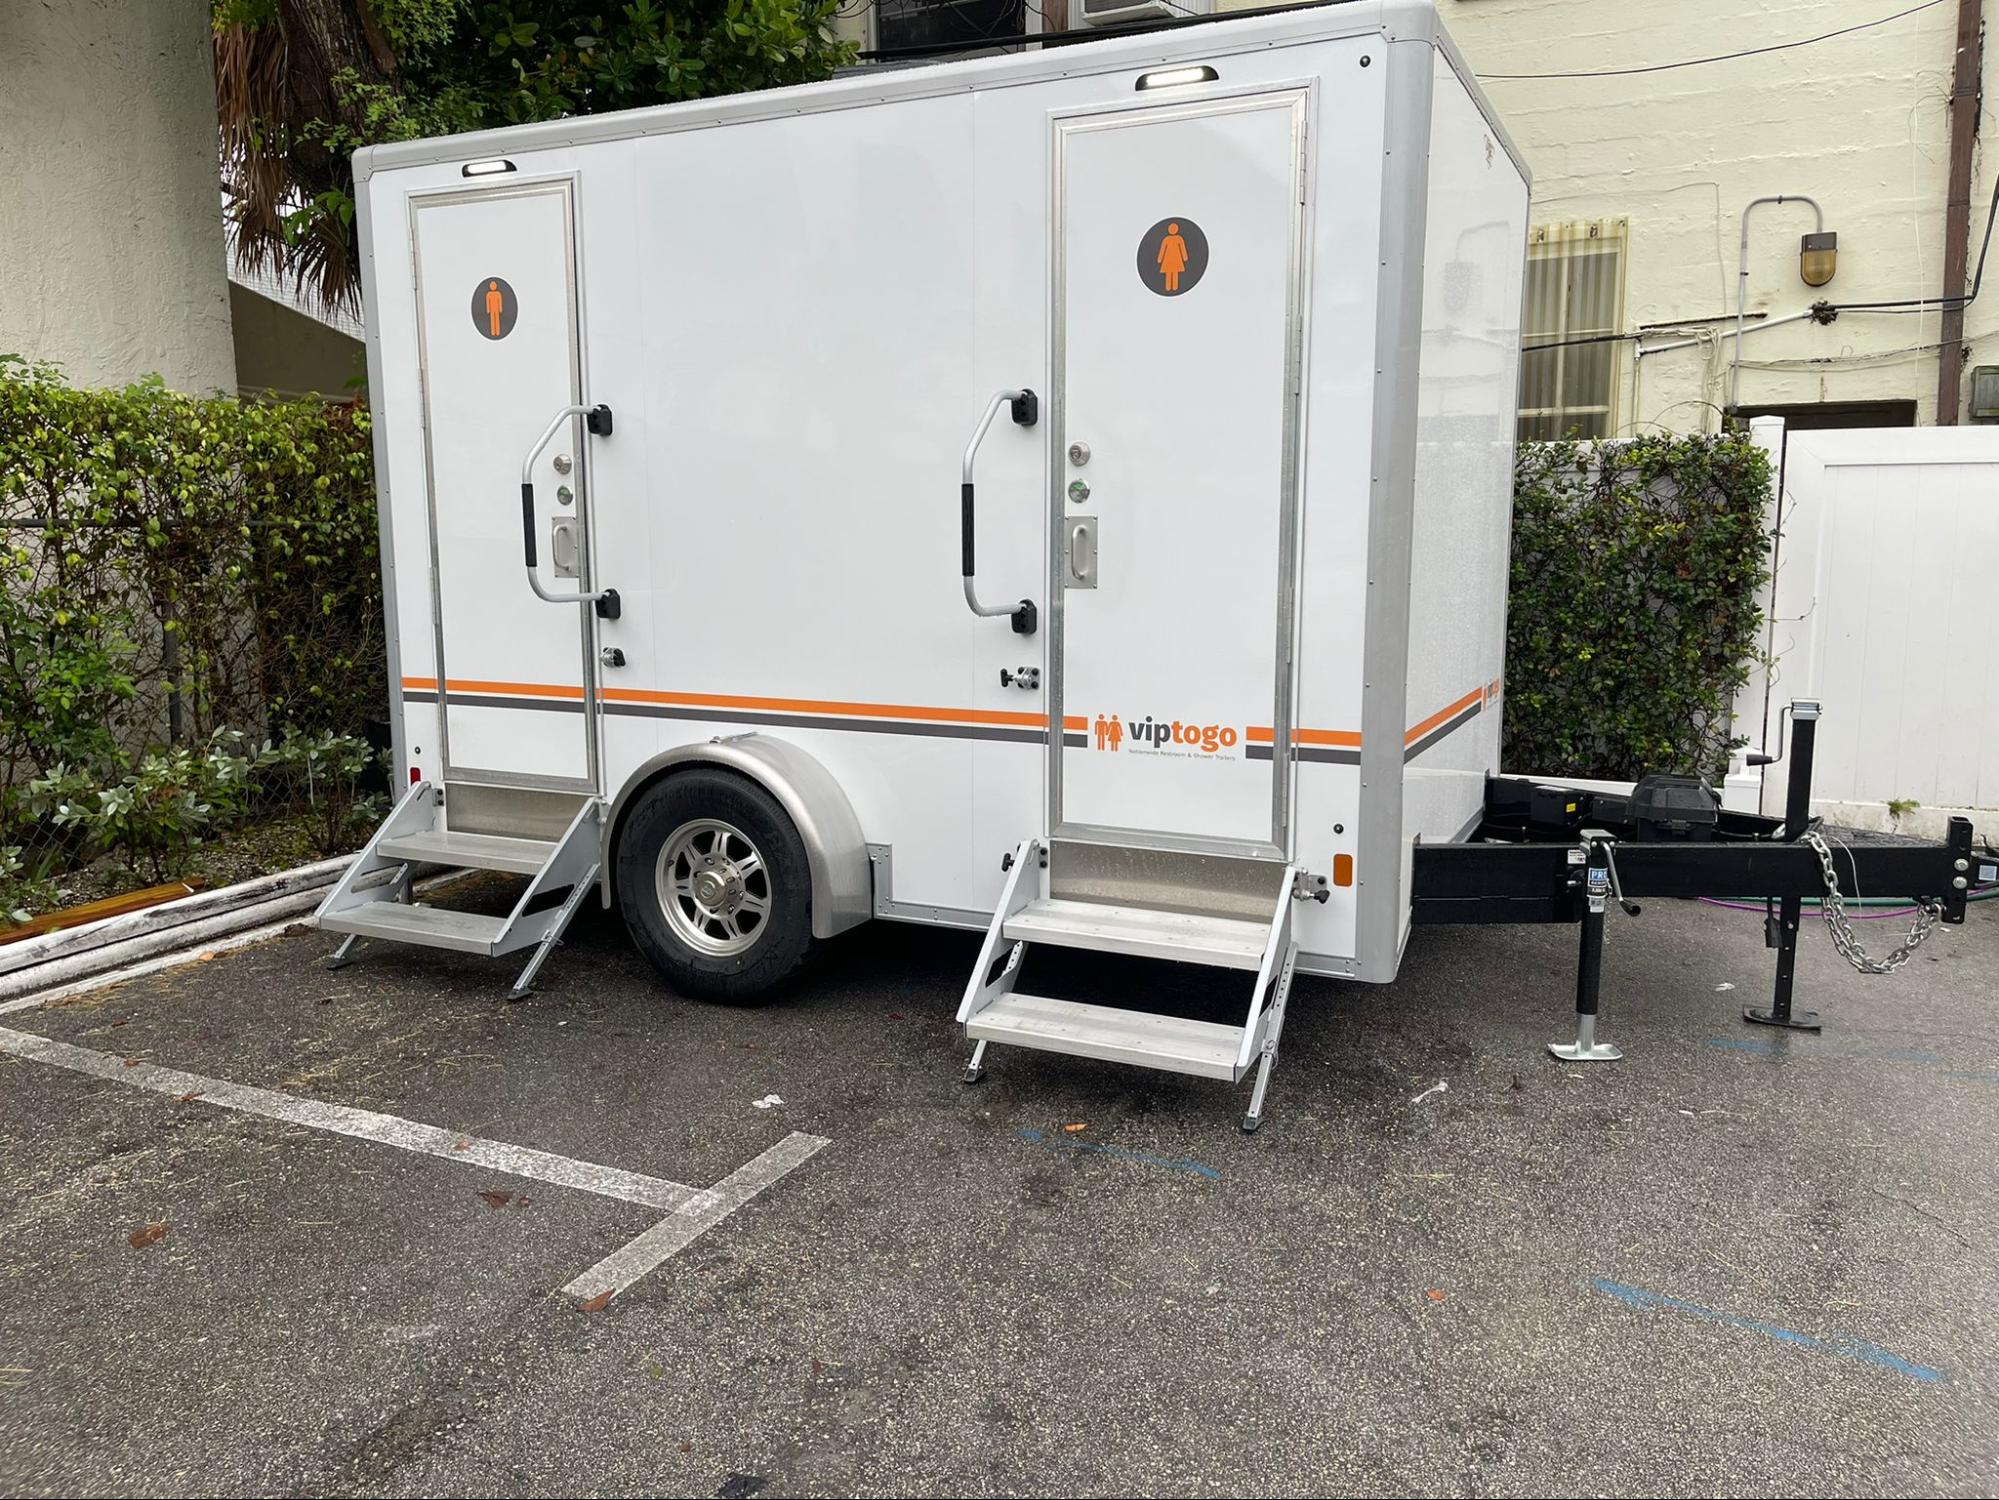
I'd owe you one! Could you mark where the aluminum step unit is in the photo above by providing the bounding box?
[956,837,1303,1132]
[315,780,602,999]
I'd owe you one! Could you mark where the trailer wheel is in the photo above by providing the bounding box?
[616,769,814,1003]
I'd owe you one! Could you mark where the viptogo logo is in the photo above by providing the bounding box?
[1091,712,1239,756]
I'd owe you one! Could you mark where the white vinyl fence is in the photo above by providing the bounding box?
[1732,419,1999,838]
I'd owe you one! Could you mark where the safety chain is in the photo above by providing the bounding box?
[1804,830,1942,974]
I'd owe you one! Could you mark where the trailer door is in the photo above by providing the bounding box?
[410,178,598,792]
[1051,91,1308,855]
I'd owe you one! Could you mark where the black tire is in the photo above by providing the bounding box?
[615,769,814,1003]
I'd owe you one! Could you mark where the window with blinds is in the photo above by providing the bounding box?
[1518,219,1628,442]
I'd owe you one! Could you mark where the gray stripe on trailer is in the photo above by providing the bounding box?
[1247,743,1362,766]
[1404,703,1483,762]
[404,690,1085,747]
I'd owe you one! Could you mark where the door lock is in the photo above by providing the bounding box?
[999,666,1040,690]
[600,646,626,668]
[1068,441,1091,466]
[552,453,573,475]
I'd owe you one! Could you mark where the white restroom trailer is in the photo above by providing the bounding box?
[318,0,1530,1128]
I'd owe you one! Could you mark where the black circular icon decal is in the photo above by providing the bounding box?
[471,276,518,339]
[1137,217,1209,297]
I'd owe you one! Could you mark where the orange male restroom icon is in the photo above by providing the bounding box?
[470,275,518,339]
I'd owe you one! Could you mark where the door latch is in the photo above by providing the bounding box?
[999,666,1040,690]
[600,646,626,668]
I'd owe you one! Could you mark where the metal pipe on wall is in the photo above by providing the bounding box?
[1936,0,1984,424]
[1732,196,1823,414]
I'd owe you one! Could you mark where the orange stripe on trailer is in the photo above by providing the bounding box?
[1404,688,1484,745]
[407,676,1065,731]
[602,687,1050,729]
[1246,726,1364,747]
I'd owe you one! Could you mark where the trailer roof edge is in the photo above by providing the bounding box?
[352,2,1526,187]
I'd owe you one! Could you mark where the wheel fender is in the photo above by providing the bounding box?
[607,735,871,939]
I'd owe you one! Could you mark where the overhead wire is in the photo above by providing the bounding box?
[1477,0,1948,81]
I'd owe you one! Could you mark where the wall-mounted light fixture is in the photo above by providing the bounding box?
[1135,65,1218,91]
[462,158,517,178]
[1800,231,1838,287]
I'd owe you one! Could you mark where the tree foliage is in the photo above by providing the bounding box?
[214,0,856,312]
[1504,433,1774,783]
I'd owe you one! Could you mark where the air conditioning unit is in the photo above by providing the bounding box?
[1075,0,1213,29]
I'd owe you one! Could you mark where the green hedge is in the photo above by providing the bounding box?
[0,359,382,867]
[1503,433,1773,783]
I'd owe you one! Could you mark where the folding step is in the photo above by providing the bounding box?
[318,900,511,956]
[1003,896,1267,970]
[957,836,1304,1131]
[313,780,603,998]
[376,827,558,876]
[966,991,1244,1080]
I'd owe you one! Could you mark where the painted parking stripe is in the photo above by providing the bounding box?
[561,1131,829,1307]
[0,1025,703,1211]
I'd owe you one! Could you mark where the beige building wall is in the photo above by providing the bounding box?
[0,0,236,394]
[1212,0,1999,429]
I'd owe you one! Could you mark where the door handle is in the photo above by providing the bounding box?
[520,402,615,608]
[959,388,1039,635]
[1065,516,1098,590]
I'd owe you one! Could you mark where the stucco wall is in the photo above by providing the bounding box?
[1221,0,1999,428]
[0,0,236,394]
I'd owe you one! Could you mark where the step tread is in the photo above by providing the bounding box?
[318,900,510,955]
[967,991,1245,1081]
[377,827,558,876]
[1005,896,1270,970]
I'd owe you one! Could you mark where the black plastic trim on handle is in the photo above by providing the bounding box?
[961,481,976,577]
[521,482,537,568]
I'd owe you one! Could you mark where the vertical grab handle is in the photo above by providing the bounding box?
[961,388,1039,636]
[519,403,616,610]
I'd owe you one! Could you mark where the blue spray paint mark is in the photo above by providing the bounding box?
[1944,1071,1999,1084]
[1017,1127,1220,1181]
[1708,1037,1778,1054]
[1592,1278,1943,1384]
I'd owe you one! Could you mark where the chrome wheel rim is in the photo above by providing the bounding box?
[656,817,771,957]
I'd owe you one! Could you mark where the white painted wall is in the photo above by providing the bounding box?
[0,0,236,394]
[1736,423,1999,837]
[1187,0,1999,430]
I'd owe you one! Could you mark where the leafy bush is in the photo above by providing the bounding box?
[1,361,385,913]
[0,359,381,848]
[34,731,271,884]
[263,730,386,857]
[1505,433,1773,783]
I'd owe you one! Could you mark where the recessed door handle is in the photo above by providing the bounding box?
[1066,517,1098,589]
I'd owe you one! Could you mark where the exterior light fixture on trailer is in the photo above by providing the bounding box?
[1800,231,1838,287]
[462,159,517,178]
[1136,65,1219,90]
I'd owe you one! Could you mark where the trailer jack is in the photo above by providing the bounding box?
[1411,701,1980,1063]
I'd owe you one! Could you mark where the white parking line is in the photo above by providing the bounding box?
[561,1131,829,1306]
[0,1025,827,1300]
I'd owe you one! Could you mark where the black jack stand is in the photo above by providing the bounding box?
[1549,836,1623,1062]
[1745,702,1824,1032]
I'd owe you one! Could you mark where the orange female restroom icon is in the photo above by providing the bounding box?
[1156,223,1190,293]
